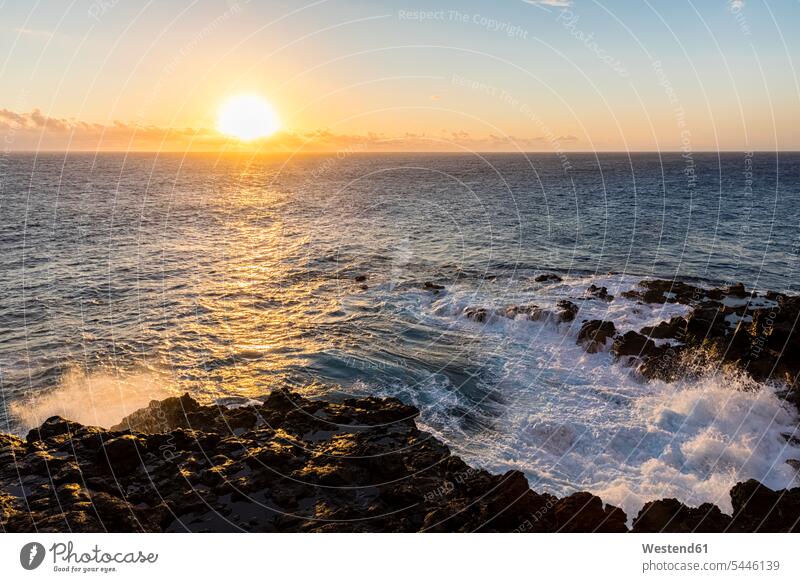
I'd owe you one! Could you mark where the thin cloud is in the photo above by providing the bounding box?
[14,27,53,38]
[522,0,573,9]
[0,108,581,152]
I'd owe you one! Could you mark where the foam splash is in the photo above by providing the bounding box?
[597,371,800,517]
[360,273,800,521]
[9,368,174,431]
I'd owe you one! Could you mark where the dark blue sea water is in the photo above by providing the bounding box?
[1,151,799,516]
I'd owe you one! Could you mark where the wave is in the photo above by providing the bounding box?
[351,272,800,520]
[9,367,174,432]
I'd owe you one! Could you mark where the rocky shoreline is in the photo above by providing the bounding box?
[1,278,799,532]
[0,387,797,532]
[461,277,800,404]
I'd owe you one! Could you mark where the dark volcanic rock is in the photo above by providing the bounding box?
[634,289,800,384]
[632,499,732,533]
[745,295,800,383]
[552,492,627,533]
[726,282,748,298]
[26,416,84,444]
[0,389,630,533]
[621,279,708,305]
[632,481,800,533]
[611,277,800,385]
[612,331,659,358]
[504,300,578,324]
[556,300,579,322]
[504,304,546,321]
[586,284,613,302]
[729,479,800,532]
[684,303,727,340]
[111,393,200,433]
[99,435,142,475]
[641,316,686,340]
[781,385,800,410]
[577,320,616,353]
[464,306,491,323]
[534,273,562,283]
[3,389,799,533]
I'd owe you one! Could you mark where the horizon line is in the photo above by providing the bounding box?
[7,149,800,155]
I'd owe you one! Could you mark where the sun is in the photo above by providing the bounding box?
[217,94,281,141]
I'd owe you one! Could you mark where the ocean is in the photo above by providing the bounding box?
[1,151,799,519]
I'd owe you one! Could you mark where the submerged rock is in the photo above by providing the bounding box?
[504,304,545,320]
[585,284,613,302]
[534,273,562,283]
[620,279,709,304]
[464,306,491,323]
[556,300,579,322]
[423,281,445,292]
[503,300,578,324]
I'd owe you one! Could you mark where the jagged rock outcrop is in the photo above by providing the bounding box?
[556,300,579,322]
[3,391,797,533]
[464,306,491,323]
[585,284,613,302]
[632,499,732,532]
[620,279,717,304]
[470,299,579,326]
[618,280,800,386]
[0,390,628,533]
[632,481,800,533]
[640,316,685,339]
[612,330,661,358]
[577,320,616,353]
[534,273,562,283]
[728,479,800,532]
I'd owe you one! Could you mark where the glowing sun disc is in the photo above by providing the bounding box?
[217,94,281,141]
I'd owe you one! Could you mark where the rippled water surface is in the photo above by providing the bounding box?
[2,152,799,517]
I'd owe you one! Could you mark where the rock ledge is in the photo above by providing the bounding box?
[2,390,798,532]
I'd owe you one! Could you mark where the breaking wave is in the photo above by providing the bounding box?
[352,273,800,519]
[9,367,174,431]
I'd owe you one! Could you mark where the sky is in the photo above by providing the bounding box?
[1,0,799,152]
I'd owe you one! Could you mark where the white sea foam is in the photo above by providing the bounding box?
[9,368,174,431]
[721,296,778,309]
[364,274,800,521]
